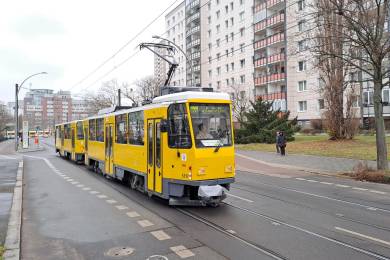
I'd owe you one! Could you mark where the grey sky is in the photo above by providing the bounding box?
[0,0,176,103]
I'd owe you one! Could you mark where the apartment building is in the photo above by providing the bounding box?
[23,89,91,131]
[154,43,167,85]
[186,0,202,86]
[202,0,254,101]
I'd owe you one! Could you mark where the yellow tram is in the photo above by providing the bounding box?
[55,91,235,206]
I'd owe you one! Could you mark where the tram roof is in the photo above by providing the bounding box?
[152,91,231,104]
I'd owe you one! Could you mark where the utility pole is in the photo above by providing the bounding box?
[15,84,19,151]
[118,89,121,106]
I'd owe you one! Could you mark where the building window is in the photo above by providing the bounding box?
[240,0,244,5]
[217,53,221,61]
[217,67,221,75]
[240,27,245,37]
[226,79,230,86]
[217,81,221,89]
[216,39,220,47]
[208,30,211,37]
[298,0,305,11]
[231,62,234,71]
[230,17,234,26]
[230,2,234,10]
[240,75,245,84]
[225,20,229,28]
[318,99,325,110]
[208,16,211,24]
[231,77,235,85]
[208,70,212,77]
[298,20,305,32]
[239,11,245,21]
[225,49,229,57]
[240,43,245,52]
[298,80,307,91]
[225,34,229,42]
[216,10,220,19]
[208,2,211,10]
[383,88,390,103]
[298,101,307,112]
[230,32,234,41]
[225,5,228,13]
[231,47,234,55]
[298,61,306,71]
[226,64,229,72]
[240,59,245,68]
[208,43,212,50]
[363,90,374,105]
[298,40,307,51]
[208,56,212,64]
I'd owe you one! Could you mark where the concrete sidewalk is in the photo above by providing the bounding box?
[236,149,379,174]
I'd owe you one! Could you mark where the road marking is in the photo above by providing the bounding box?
[335,213,344,217]
[0,155,16,159]
[320,182,333,185]
[226,229,236,234]
[295,177,306,181]
[336,184,350,188]
[306,179,318,183]
[272,222,281,226]
[170,245,195,259]
[367,207,378,211]
[106,199,117,204]
[71,181,79,185]
[76,184,84,188]
[67,178,74,182]
[335,227,390,246]
[226,193,254,203]
[82,187,91,191]
[89,191,99,194]
[137,220,154,227]
[150,230,171,241]
[352,187,368,191]
[126,211,140,218]
[115,205,128,210]
[97,194,108,199]
[369,190,387,195]
[63,176,69,179]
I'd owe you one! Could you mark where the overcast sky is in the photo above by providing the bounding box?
[0,0,177,103]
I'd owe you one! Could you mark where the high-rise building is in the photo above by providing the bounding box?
[186,0,202,86]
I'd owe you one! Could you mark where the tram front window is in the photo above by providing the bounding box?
[190,103,232,148]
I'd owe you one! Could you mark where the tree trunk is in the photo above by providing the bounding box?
[373,79,388,170]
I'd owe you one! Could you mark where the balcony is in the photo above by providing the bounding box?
[186,25,200,37]
[187,38,200,48]
[186,12,200,25]
[267,0,285,8]
[257,91,287,101]
[254,57,267,68]
[186,0,199,10]
[190,52,200,60]
[268,53,285,64]
[254,13,284,33]
[254,32,285,50]
[254,73,286,85]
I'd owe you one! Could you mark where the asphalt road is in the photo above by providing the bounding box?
[7,138,390,259]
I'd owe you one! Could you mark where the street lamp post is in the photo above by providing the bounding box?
[152,35,192,85]
[15,72,47,151]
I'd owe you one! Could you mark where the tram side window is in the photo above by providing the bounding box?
[76,122,84,140]
[89,119,96,141]
[96,118,104,142]
[128,111,144,145]
[168,103,192,148]
[115,114,127,144]
[64,124,71,139]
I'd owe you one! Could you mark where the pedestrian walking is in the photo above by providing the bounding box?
[277,131,286,156]
[275,131,280,154]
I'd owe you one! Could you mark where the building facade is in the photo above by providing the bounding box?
[23,89,91,131]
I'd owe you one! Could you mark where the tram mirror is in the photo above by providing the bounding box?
[160,119,169,132]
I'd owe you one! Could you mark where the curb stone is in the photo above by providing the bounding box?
[4,159,24,260]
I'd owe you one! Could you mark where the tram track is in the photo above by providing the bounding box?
[231,182,390,232]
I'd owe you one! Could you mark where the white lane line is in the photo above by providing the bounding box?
[306,180,318,183]
[352,187,368,191]
[226,193,254,203]
[82,187,91,191]
[150,230,171,241]
[76,184,84,188]
[71,181,79,185]
[89,191,99,194]
[369,190,387,195]
[295,178,306,181]
[67,178,74,182]
[170,245,195,259]
[335,227,390,246]
[97,194,108,199]
[115,205,128,210]
[126,211,140,218]
[0,155,17,159]
[336,184,350,188]
[63,176,69,179]
[226,229,236,234]
[106,199,117,204]
[320,182,333,185]
[254,182,390,214]
[137,220,154,227]
[367,207,378,211]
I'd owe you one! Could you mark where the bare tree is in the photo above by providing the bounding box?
[307,0,389,169]
[0,103,12,134]
[83,79,122,114]
[229,85,249,126]
[134,76,160,102]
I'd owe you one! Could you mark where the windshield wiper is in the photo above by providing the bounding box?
[214,139,223,153]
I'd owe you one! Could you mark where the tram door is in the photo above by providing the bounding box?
[61,126,64,155]
[84,126,88,164]
[147,119,162,193]
[105,124,114,175]
[71,127,75,160]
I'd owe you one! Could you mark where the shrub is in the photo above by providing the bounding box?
[347,161,390,183]
[310,119,323,130]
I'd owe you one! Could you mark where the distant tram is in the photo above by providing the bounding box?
[55,91,235,206]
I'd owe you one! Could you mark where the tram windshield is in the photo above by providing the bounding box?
[189,103,232,148]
